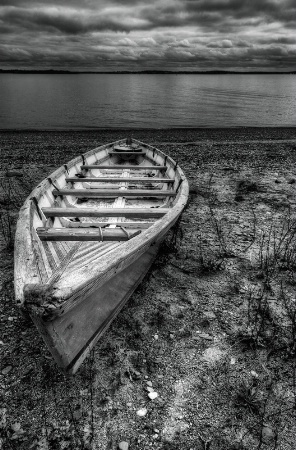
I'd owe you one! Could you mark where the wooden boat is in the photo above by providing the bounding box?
[14,138,188,374]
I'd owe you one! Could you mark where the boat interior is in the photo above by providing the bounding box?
[23,138,184,294]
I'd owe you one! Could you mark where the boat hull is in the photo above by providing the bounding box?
[14,138,189,373]
[29,241,160,374]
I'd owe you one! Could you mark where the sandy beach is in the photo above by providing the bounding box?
[1,127,296,449]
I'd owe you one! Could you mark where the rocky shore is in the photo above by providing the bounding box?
[1,128,296,449]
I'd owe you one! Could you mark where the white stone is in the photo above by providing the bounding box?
[118,442,129,450]
[148,392,158,400]
[136,408,148,417]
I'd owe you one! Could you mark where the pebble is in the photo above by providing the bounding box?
[154,334,159,340]
[127,402,132,407]
[136,408,148,417]
[80,389,88,396]
[146,386,154,393]
[251,370,259,378]
[148,392,158,400]
[146,381,153,387]
[194,333,213,340]
[11,422,21,432]
[118,442,129,450]
[1,366,12,375]
[262,425,275,442]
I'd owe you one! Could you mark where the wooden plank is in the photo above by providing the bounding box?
[66,177,174,183]
[52,189,176,198]
[37,228,142,242]
[40,243,160,373]
[42,207,169,218]
[65,221,153,229]
[109,151,146,155]
[81,165,167,170]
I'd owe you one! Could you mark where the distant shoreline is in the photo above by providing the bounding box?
[1,126,296,133]
[0,69,295,75]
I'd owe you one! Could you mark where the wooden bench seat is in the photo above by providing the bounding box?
[81,165,167,170]
[37,227,142,242]
[109,151,146,155]
[52,189,176,198]
[42,207,169,218]
[66,177,174,183]
[65,221,154,229]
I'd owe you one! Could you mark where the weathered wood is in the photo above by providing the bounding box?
[35,243,160,373]
[66,177,174,183]
[14,202,43,307]
[42,207,169,218]
[37,227,142,241]
[49,181,188,315]
[52,189,176,198]
[81,165,167,170]
[64,221,154,229]
[109,151,146,155]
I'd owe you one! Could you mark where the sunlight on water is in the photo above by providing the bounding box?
[0,74,295,129]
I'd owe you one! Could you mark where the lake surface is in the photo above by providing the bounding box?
[0,74,295,129]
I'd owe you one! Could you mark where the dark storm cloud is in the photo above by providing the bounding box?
[139,0,296,31]
[258,36,296,45]
[0,0,295,70]
[0,6,142,34]
[184,0,296,23]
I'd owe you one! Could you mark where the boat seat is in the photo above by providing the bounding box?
[36,227,142,242]
[81,165,167,170]
[66,177,174,183]
[108,151,146,155]
[52,189,176,198]
[64,221,153,229]
[42,207,170,218]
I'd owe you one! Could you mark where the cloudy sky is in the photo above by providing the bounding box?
[0,0,295,71]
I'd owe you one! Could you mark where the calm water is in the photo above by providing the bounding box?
[0,74,295,129]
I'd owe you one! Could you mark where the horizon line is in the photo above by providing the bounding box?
[1,69,295,75]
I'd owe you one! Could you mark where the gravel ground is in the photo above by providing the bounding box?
[1,128,296,450]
